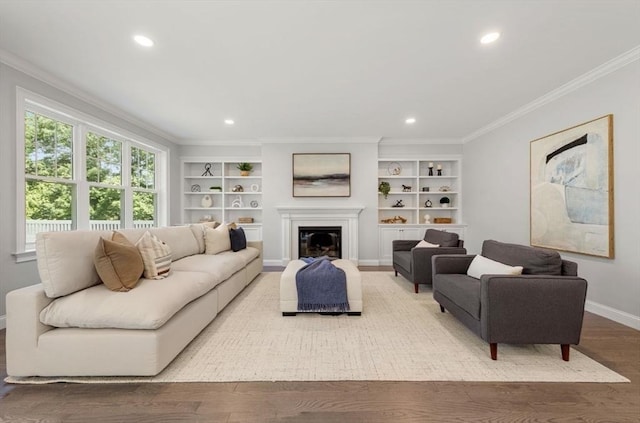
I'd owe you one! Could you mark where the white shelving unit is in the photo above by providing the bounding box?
[181,158,262,240]
[377,157,466,265]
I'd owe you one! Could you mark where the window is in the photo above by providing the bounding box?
[17,89,167,260]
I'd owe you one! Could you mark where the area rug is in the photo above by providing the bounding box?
[6,271,629,384]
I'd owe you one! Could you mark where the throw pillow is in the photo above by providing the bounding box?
[414,240,440,248]
[205,223,231,255]
[467,254,524,279]
[229,227,247,252]
[136,231,172,279]
[94,233,144,291]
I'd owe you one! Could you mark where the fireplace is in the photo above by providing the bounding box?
[298,226,342,259]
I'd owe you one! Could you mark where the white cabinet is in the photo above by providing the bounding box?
[378,226,425,265]
[181,158,262,238]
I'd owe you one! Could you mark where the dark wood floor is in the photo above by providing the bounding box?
[2,272,639,422]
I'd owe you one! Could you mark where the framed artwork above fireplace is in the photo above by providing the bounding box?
[292,153,351,197]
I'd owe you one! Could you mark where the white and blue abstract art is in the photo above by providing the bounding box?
[530,115,614,258]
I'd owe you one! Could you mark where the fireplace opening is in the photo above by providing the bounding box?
[298,226,342,259]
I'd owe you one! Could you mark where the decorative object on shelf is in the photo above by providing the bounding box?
[293,153,350,197]
[209,186,222,192]
[201,195,213,208]
[380,215,407,224]
[428,162,434,176]
[231,196,244,208]
[250,184,260,192]
[437,164,443,176]
[236,162,253,176]
[231,184,244,192]
[202,163,214,176]
[378,181,391,198]
[425,199,433,208]
[402,184,411,192]
[440,197,451,208]
[238,217,254,223]
[190,184,201,192]
[392,200,405,208]
[199,215,214,223]
[387,161,402,175]
[530,114,613,258]
[439,186,451,192]
[423,214,431,224]
[422,187,430,192]
[250,200,259,208]
[434,217,453,224]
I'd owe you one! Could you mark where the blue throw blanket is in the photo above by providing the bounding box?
[296,257,350,312]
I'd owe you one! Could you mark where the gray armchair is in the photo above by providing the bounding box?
[393,229,466,293]
[432,240,588,361]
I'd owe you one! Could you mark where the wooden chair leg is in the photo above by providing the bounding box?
[414,283,419,293]
[561,344,570,361]
[439,305,445,313]
[490,343,498,360]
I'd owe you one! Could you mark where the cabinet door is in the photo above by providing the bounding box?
[378,228,401,264]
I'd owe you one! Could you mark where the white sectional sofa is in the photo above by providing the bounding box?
[6,224,262,377]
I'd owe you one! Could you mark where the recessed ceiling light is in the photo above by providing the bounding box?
[133,34,154,47]
[405,117,416,124]
[224,119,235,125]
[480,32,500,44]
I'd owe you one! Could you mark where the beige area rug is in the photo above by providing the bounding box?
[6,271,629,384]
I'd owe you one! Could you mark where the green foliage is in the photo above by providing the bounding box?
[378,181,391,199]
[236,162,253,172]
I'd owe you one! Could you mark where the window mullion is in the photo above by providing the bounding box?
[75,124,89,230]
[123,140,133,228]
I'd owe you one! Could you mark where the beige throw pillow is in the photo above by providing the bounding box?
[205,223,231,255]
[467,255,524,279]
[414,240,440,248]
[94,232,144,292]
[136,231,172,279]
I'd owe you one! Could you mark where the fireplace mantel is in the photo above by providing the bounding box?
[276,206,364,265]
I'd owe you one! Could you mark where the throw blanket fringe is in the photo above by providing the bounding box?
[296,257,350,312]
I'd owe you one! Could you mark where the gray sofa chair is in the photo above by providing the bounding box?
[432,240,588,361]
[393,229,466,293]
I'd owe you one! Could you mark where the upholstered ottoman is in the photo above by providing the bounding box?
[280,259,363,316]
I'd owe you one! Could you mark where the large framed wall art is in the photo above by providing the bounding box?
[292,153,351,197]
[530,114,614,258]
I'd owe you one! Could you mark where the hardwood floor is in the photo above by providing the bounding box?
[1,273,638,422]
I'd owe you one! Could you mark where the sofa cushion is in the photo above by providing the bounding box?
[229,227,247,252]
[433,274,481,319]
[218,246,260,266]
[116,226,201,262]
[171,252,245,282]
[94,232,144,291]
[136,231,172,279]
[39,270,215,330]
[481,240,562,275]
[425,229,459,247]
[37,229,115,298]
[205,224,231,255]
[466,255,523,280]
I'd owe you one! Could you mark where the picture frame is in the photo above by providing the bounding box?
[292,153,351,197]
[530,114,614,258]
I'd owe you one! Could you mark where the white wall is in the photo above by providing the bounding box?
[0,62,179,323]
[462,61,640,328]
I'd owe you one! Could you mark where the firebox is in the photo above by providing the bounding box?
[298,226,342,259]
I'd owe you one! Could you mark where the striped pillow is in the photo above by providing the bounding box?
[136,231,172,279]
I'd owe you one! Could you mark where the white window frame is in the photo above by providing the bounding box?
[15,87,169,262]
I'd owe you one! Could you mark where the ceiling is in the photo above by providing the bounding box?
[1,1,639,144]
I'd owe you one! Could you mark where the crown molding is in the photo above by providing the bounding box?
[259,137,382,144]
[0,49,178,144]
[379,137,462,145]
[462,45,640,144]
[177,138,262,146]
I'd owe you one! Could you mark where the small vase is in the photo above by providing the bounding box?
[240,170,250,176]
[201,195,213,208]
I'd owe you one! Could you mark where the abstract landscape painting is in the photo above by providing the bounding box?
[292,153,350,197]
[530,115,614,258]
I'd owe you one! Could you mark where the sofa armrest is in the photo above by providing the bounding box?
[6,284,55,376]
[432,254,475,275]
[392,240,420,252]
[247,240,263,257]
[480,275,588,344]
[411,247,467,284]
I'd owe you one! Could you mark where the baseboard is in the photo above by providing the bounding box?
[358,259,380,266]
[585,300,640,330]
[263,259,283,267]
[0,314,6,330]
